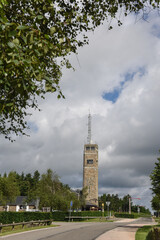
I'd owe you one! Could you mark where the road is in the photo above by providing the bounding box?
[0,217,154,240]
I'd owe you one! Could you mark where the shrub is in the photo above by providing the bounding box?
[114,213,135,218]
[146,228,160,240]
[52,212,68,221]
[71,211,106,217]
[0,212,52,224]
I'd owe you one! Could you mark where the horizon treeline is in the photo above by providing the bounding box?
[0,169,150,213]
[99,194,151,214]
[0,169,83,211]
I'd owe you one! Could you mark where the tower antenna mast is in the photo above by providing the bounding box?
[87,112,92,144]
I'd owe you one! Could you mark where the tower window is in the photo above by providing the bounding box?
[91,147,95,150]
[87,159,93,164]
[86,147,90,151]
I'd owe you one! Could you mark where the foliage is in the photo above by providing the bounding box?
[146,227,160,240]
[99,193,150,214]
[0,1,160,140]
[37,169,78,211]
[99,193,131,212]
[132,205,151,215]
[71,211,107,217]
[0,169,80,211]
[0,211,77,223]
[79,187,88,208]
[52,211,68,221]
[114,213,135,218]
[150,153,160,196]
[135,225,153,240]
[0,212,52,224]
[0,171,20,205]
[151,195,160,213]
[150,152,160,213]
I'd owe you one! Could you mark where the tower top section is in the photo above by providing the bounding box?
[87,113,92,144]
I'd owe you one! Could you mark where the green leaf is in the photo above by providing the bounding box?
[44,45,48,53]
[13,60,19,65]
[7,42,15,48]
[17,25,28,30]
[59,38,64,44]
[12,38,19,44]
[6,103,13,107]
[8,30,17,37]
[44,34,50,39]
[30,34,34,43]
[37,15,43,20]
[50,27,56,35]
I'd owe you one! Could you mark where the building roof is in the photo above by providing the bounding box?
[6,196,39,206]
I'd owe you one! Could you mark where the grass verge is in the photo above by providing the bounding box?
[135,225,155,240]
[0,224,58,237]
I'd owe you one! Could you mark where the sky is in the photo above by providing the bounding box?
[1,11,160,211]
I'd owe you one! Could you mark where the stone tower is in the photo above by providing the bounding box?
[83,114,98,206]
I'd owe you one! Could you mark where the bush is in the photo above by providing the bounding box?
[51,212,68,221]
[71,211,106,217]
[114,213,135,218]
[0,211,109,224]
[0,212,52,224]
[146,228,160,240]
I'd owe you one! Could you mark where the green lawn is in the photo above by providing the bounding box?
[0,224,58,237]
[135,226,154,240]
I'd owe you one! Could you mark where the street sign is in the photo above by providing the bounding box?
[106,201,110,206]
[70,201,73,207]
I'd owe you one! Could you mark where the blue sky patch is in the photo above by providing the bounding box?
[102,67,145,103]
[28,121,38,133]
[151,24,160,38]
[103,88,120,103]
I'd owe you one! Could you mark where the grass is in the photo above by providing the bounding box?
[0,224,58,237]
[135,225,155,240]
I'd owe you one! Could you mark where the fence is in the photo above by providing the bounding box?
[0,219,52,233]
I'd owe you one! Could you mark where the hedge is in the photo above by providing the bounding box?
[146,228,160,240]
[52,212,68,221]
[0,212,71,224]
[114,213,135,218]
[71,211,107,217]
[0,211,109,223]
[0,212,52,224]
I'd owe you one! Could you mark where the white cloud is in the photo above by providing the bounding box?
[1,13,160,210]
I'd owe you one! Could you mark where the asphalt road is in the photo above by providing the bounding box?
[0,217,154,240]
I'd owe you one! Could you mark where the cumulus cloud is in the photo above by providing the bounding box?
[1,13,160,211]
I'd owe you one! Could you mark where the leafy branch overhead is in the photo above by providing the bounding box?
[0,0,159,140]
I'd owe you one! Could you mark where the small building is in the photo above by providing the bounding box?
[83,202,100,211]
[0,196,39,212]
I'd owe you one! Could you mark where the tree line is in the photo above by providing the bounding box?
[0,169,85,211]
[0,168,152,213]
[150,151,160,215]
[99,193,150,214]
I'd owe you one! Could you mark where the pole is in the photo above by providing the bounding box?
[108,205,109,217]
[129,197,131,214]
[102,203,104,217]
[69,201,73,222]
[106,201,110,218]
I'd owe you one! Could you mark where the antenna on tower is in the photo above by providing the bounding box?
[87,112,92,144]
